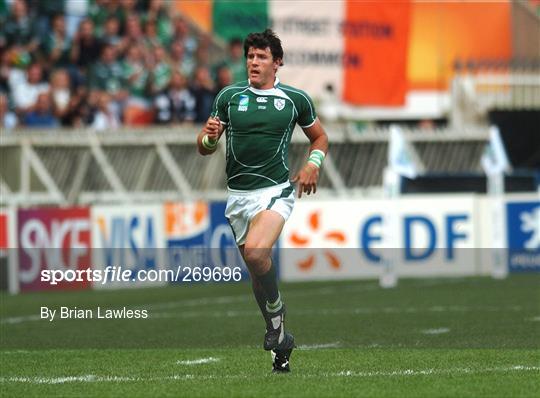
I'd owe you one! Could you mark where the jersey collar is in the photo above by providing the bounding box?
[248,77,280,95]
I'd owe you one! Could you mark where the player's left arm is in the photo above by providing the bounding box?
[292,118,329,198]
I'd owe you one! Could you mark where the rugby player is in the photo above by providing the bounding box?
[197,29,328,372]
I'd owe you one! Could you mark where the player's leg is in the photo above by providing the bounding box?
[238,245,273,331]
[243,210,288,351]
[240,239,294,372]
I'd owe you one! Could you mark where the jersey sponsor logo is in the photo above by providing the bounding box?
[258,105,266,110]
[238,95,249,112]
[274,98,285,111]
[256,97,267,103]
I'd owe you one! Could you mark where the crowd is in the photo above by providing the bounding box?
[0,0,247,130]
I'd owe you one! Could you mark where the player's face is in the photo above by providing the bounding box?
[247,47,279,89]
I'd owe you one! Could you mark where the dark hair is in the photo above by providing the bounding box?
[243,29,284,66]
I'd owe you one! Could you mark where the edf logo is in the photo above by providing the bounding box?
[360,214,469,262]
[507,201,540,272]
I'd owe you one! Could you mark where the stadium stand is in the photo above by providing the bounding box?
[1,0,539,206]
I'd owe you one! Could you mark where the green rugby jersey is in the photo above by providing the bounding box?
[211,78,317,191]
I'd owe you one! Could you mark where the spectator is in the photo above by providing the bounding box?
[89,0,122,38]
[170,15,197,64]
[88,44,125,95]
[143,18,162,49]
[149,45,172,95]
[9,62,50,114]
[0,49,11,93]
[50,69,71,120]
[65,0,89,39]
[91,91,120,131]
[3,0,39,53]
[61,87,93,127]
[154,71,196,124]
[42,14,72,68]
[169,39,194,79]
[122,43,149,101]
[101,16,122,48]
[0,93,18,130]
[216,37,247,83]
[71,19,103,75]
[88,44,127,120]
[194,42,211,69]
[33,0,65,39]
[121,13,144,50]
[23,92,59,128]
[190,65,214,123]
[144,0,172,46]
[215,65,233,93]
[118,0,140,31]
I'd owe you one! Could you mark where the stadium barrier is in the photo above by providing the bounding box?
[1,193,538,294]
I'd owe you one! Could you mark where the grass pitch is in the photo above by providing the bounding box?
[1,275,539,397]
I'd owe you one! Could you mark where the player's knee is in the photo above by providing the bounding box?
[243,244,270,269]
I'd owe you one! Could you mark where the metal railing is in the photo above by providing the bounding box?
[0,126,491,206]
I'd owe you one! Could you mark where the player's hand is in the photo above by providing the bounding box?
[203,116,221,142]
[291,163,319,198]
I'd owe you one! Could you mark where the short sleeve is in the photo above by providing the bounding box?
[211,88,230,125]
[296,91,317,128]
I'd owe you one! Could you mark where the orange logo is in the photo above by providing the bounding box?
[289,211,346,271]
[165,202,208,237]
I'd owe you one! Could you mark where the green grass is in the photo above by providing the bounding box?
[1,275,539,397]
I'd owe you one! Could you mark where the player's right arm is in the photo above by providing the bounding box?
[198,85,231,155]
[197,116,224,155]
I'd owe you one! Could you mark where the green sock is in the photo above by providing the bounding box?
[251,279,272,328]
[256,262,282,313]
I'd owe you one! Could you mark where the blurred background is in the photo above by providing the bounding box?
[0,0,539,293]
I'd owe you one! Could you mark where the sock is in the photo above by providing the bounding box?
[256,261,283,314]
[251,278,272,328]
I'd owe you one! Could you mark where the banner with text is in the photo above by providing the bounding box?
[91,204,166,289]
[17,207,91,292]
[280,197,477,281]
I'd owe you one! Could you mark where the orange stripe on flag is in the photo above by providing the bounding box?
[407,1,511,90]
[174,0,213,33]
[343,0,411,106]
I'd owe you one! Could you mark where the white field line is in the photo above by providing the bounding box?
[1,315,41,325]
[334,365,540,378]
[421,328,451,335]
[298,342,341,350]
[176,357,220,365]
[0,365,538,384]
[530,316,540,322]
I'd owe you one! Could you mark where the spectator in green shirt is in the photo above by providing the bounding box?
[149,46,172,96]
[122,43,149,101]
[42,14,72,68]
[213,37,247,84]
[87,44,127,119]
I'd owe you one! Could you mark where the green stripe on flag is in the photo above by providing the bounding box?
[213,0,269,42]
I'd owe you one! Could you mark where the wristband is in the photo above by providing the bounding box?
[307,149,325,168]
[202,134,218,150]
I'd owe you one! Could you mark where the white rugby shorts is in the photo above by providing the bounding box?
[225,181,295,245]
